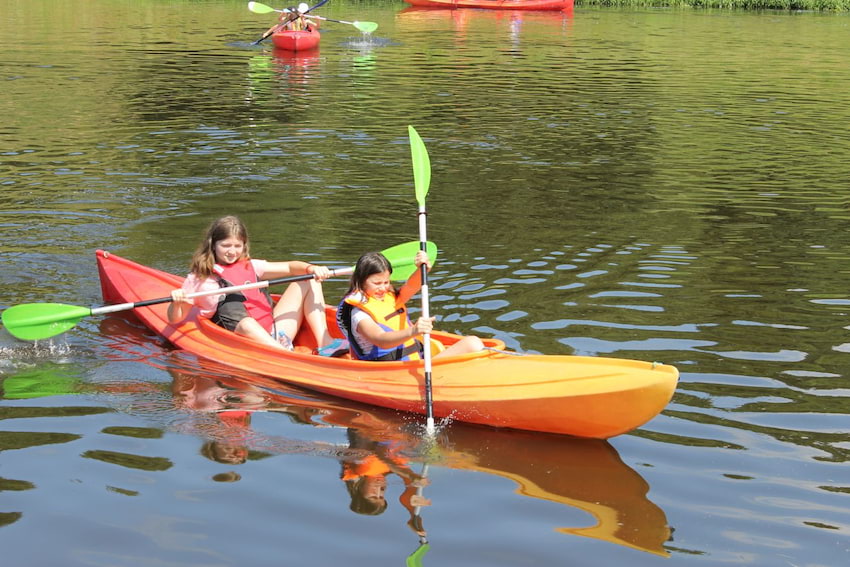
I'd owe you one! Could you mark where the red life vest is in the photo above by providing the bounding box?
[214,260,275,333]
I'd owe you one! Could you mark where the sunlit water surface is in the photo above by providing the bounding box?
[2,1,849,565]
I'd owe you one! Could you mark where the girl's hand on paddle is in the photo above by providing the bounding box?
[412,316,435,336]
[414,250,432,271]
[410,495,431,508]
[171,289,190,304]
[307,264,332,282]
[168,288,191,323]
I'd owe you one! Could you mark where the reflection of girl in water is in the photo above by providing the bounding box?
[171,373,269,471]
[340,429,431,536]
[199,410,253,465]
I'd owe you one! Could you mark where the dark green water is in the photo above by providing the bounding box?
[2,1,849,565]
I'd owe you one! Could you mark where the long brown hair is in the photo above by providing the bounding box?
[346,252,396,299]
[189,216,251,279]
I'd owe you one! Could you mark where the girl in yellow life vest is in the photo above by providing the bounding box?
[337,250,485,361]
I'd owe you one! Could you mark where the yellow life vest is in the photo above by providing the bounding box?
[340,291,422,361]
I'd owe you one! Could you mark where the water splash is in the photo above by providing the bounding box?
[0,339,73,374]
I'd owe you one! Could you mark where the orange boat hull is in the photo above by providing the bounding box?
[96,250,678,438]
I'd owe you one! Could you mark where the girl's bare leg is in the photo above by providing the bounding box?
[273,279,333,346]
[234,317,287,349]
[435,335,485,358]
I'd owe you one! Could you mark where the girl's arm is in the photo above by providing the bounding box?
[167,275,221,323]
[167,289,190,323]
[259,260,333,281]
[396,250,431,306]
[355,314,434,350]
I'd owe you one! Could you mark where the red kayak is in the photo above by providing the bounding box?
[271,27,320,51]
[403,0,573,10]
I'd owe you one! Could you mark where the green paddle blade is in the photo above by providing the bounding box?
[408,125,431,208]
[1,303,92,341]
[406,543,430,567]
[382,240,438,281]
[248,2,277,14]
[354,21,378,33]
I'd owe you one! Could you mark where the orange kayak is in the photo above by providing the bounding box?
[403,0,573,10]
[271,28,320,51]
[96,250,678,438]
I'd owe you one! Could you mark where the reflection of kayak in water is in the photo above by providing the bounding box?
[83,322,673,557]
[4,331,670,555]
[96,250,679,439]
[156,359,671,556]
[438,426,671,556]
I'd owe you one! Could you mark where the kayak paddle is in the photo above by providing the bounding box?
[1,240,435,342]
[408,125,436,435]
[389,240,437,282]
[406,541,430,567]
[406,462,430,565]
[307,14,378,34]
[248,2,378,34]
[250,0,328,45]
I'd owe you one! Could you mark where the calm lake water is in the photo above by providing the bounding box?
[2,1,850,565]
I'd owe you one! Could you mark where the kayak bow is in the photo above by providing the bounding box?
[272,27,320,51]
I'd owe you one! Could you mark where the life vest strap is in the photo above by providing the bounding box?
[384,307,406,322]
[372,340,423,362]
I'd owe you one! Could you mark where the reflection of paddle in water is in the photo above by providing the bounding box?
[406,462,430,567]
[406,538,429,567]
[337,427,433,564]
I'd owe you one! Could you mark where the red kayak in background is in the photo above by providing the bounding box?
[272,27,320,51]
[403,0,573,10]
